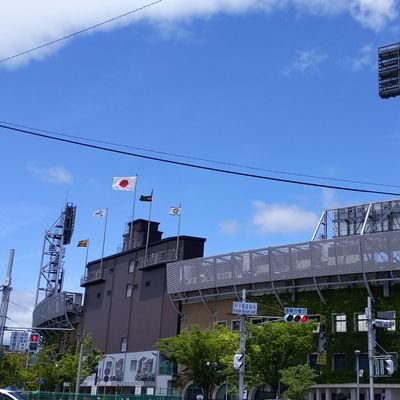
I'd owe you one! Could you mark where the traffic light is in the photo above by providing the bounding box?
[29,333,39,352]
[385,358,394,375]
[233,353,244,370]
[284,314,308,324]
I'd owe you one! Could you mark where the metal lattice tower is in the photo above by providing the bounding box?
[311,199,400,241]
[35,203,76,306]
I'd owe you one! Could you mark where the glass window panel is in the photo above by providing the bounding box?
[333,314,347,333]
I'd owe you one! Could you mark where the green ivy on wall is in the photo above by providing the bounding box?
[250,284,400,384]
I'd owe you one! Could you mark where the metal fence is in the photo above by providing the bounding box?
[22,392,181,400]
[167,230,400,295]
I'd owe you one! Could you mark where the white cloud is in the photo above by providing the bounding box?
[219,219,239,235]
[252,201,319,233]
[350,0,397,31]
[28,165,73,184]
[341,44,375,71]
[0,0,396,67]
[321,188,340,210]
[283,49,328,76]
[292,0,397,30]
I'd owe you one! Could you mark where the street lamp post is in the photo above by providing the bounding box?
[355,350,360,400]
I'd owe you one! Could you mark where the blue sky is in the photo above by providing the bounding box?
[1,0,400,332]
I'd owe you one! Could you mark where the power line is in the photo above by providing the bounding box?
[1,122,400,197]
[1,119,399,190]
[0,0,163,65]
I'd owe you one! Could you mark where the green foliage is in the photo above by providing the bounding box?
[280,364,318,400]
[247,322,315,393]
[0,335,103,391]
[156,324,238,400]
[253,285,400,384]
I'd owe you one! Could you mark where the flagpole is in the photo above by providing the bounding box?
[100,208,108,270]
[144,190,153,264]
[175,203,181,260]
[85,239,90,267]
[129,175,138,250]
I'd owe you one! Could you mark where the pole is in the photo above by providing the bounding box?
[75,342,84,397]
[355,350,360,400]
[0,249,14,353]
[144,190,153,263]
[128,175,138,249]
[100,208,108,271]
[238,289,246,400]
[85,240,90,267]
[35,232,47,306]
[176,203,181,259]
[366,296,374,400]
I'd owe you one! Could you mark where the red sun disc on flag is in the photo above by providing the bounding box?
[119,179,129,188]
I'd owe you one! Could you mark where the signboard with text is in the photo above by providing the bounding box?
[233,301,257,316]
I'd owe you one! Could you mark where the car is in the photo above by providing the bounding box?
[0,389,27,400]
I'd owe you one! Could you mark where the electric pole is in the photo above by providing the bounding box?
[0,249,14,353]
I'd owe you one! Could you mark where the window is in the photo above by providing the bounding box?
[309,353,319,370]
[121,337,127,352]
[145,281,151,287]
[357,353,369,371]
[106,361,112,370]
[96,292,102,299]
[333,314,347,332]
[130,359,137,371]
[333,353,346,371]
[355,313,368,332]
[215,320,227,327]
[231,320,240,331]
[128,260,135,274]
[126,284,132,298]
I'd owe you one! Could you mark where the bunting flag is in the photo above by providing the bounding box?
[169,207,181,216]
[140,195,152,202]
[77,239,89,248]
[112,176,137,191]
[93,209,107,217]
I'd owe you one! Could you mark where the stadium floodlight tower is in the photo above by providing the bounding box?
[34,203,76,306]
[378,42,400,99]
[312,199,400,241]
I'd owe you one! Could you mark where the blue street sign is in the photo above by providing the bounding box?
[284,307,308,315]
[232,301,258,316]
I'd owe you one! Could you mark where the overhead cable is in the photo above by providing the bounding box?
[0,0,163,64]
[1,119,399,190]
[1,122,399,197]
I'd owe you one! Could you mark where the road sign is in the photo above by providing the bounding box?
[233,301,257,316]
[103,376,109,382]
[104,367,111,376]
[374,319,395,329]
[284,307,307,315]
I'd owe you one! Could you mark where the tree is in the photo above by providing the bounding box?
[156,324,238,400]
[247,322,315,398]
[280,364,318,400]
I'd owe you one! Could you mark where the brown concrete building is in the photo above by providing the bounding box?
[80,219,205,395]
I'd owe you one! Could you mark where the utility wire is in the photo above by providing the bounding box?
[1,122,400,197]
[1,119,399,190]
[0,0,163,64]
